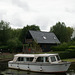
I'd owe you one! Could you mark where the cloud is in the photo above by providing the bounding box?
[12,0,30,11]
[0,0,75,31]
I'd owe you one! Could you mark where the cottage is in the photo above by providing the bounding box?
[25,30,60,52]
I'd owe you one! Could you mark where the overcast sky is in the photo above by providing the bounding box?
[0,0,75,31]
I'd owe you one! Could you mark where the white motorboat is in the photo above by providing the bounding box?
[8,53,71,73]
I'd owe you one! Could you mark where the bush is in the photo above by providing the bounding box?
[66,46,75,52]
[68,46,75,49]
[0,46,9,52]
[66,49,75,52]
[59,51,75,59]
[7,37,22,53]
[51,42,68,51]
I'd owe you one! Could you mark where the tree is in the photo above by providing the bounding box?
[66,27,74,42]
[10,28,22,39]
[72,37,75,40]
[7,37,22,53]
[50,22,73,42]
[29,25,40,31]
[0,20,11,45]
[19,25,40,43]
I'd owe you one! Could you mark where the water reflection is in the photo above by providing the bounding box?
[0,61,8,71]
[1,69,67,75]
[0,62,75,75]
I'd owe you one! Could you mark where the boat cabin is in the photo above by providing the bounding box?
[13,54,61,63]
[8,54,71,73]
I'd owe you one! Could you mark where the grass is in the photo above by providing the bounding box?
[63,58,75,62]
[0,53,14,60]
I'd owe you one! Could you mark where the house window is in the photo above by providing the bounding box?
[54,37,56,39]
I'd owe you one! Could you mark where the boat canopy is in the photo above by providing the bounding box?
[13,53,60,62]
[14,54,58,57]
[14,54,35,57]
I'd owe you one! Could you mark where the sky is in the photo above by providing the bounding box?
[0,0,75,31]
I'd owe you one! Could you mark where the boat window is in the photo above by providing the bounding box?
[26,57,34,62]
[50,56,56,62]
[17,57,24,61]
[45,57,49,62]
[36,57,43,62]
[56,55,60,61]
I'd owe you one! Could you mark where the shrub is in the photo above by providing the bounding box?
[51,42,68,51]
[0,46,8,52]
[59,51,75,59]
[66,49,75,52]
[68,46,75,49]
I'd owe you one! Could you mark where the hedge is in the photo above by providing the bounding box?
[59,51,75,59]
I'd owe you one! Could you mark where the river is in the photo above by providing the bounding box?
[0,62,75,75]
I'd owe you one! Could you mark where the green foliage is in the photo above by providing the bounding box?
[66,49,75,52]
[19,25,40,43]
[28,25,40,31]
[0,20,75,53]
[30,41,42,53]
[0,20,41,53]
[50,22,74,42]
[22,41,42,53]
[0,46,8,49]
[71,37,75,41]
[59,51,75,59]
[68,46,75,49]
[51,41,75,52]
[66,46,75,52]
[10,29,22,39]
[51,42,68,51]
[66,27,74,42]
[7,38,22,53]
[0,46,8,52]
[0,20,11,45]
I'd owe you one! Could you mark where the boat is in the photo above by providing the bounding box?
[8,53,71,73]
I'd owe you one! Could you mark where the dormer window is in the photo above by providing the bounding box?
[54,37,56,39]
[43,36,46,39]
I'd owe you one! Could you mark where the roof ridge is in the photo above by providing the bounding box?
[29,30,53,33]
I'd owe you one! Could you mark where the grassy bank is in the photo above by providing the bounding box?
[63,58,75,62]
[0,53,14,62]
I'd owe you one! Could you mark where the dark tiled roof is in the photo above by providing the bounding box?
[29,30,60,44]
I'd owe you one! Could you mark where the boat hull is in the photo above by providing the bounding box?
[8,61,71,73]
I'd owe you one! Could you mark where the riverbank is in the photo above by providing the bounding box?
[0,53,14,62]
[63,58,75,63]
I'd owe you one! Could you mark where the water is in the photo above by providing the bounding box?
[0,62,75,75]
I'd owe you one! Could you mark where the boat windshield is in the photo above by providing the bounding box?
[50,56,56,62]
[56,55,60,61]
[50,55,61,62]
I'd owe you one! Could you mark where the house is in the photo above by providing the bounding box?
[25,30,60,52]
